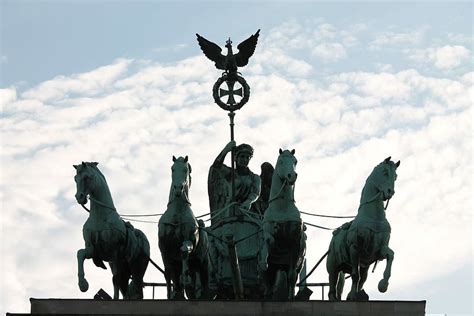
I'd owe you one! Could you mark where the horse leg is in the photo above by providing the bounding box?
[198,257,212,299]
[168,258,185,300]
[181,241,193,299]
[287,258,295,300]
[164,270,172,299]
[287,223,300,300]
[263,264,276,300]
[208,239,218,292]
[327,264,338,301]
[260,222,275,271]
[110,262,120,299]
[328,270,345,301]
[288,261,298,300]
[357,266,369,301]
[378,246,394,293]
[77,245,94,292]
[336,271,345,300]
[128,231,149,300]
[326,246,338,300]
[128,253,149,299]
[111,260,130,299]
[172,271,185,300]
[186,270,197,300]
[347,243,360,300]
[121,264,131,299]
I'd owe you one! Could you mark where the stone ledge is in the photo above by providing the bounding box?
[27,298,426,316]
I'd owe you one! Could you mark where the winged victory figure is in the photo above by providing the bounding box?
[196,30,260,75]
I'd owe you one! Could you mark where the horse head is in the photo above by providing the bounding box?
[73,161,99,205]
[171,155,192,198]
[276,149,298,185]
[366,157,400,201]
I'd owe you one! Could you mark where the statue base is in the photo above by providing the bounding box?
[17,298,427,315]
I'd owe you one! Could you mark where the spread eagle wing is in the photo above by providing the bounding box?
[235,29,260,67]
[196,33,226,70]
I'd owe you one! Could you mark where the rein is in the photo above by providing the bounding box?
[268,178,295,204]
[167,189,191,207]
[80,195,117,213]
[358,191,391,211]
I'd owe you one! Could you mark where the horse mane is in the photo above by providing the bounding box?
[276,149,297,167]
[91,163,106,181]
[79,162,107,184]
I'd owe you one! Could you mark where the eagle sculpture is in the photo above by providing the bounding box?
[196,30,260,74]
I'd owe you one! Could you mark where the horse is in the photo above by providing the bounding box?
[259,149,306,300]
[158,156,212,300]
[74,162,150,299]
[326,157,400,301]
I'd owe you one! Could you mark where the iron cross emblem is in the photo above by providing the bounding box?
[219,80,243,105]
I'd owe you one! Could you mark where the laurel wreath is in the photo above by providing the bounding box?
[212,74,250,112]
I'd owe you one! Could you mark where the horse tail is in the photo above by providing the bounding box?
[123,221,150,262]
[135,229,151,258]
[194,226,210,264]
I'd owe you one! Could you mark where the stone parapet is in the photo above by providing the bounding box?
[25,298,426,316]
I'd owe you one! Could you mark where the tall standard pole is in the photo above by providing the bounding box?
[229,111,236,217]
[198,30,260,301]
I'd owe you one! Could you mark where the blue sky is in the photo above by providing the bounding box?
[1,1,472,315]
[2,1,471,87]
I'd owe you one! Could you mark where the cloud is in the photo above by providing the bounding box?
[263,20,363,63]
[332,71,412,102]
[446,32,473,45]
[312,42,347,62]
[1,20,472,315]
[313,23,338,40]
[0,87,17,108]
[251,48,313,77]
[407,45,471,70]
[21,59,133,102]
[369,28,426,50]
[152,43,188,53]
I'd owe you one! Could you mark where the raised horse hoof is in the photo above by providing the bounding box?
[378,279,389,293]
[78,278,89,292]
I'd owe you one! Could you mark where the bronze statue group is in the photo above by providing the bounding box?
[72,29,400,302]
[73,142,399,301]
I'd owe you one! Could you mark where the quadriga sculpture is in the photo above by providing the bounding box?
[327,157,400,301]
[259,149,306,300]
[74,162,150,299]
[158,156,212,300]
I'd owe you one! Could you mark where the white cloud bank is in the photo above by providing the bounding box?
[370,28,426,50]
[408,45,471,70]
[1,21,472,314]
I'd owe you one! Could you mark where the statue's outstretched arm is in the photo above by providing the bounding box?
[212,140,236,167]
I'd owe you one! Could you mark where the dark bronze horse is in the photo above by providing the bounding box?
[327,157,400,301]
[260,149,306,300]
[158,156,212,299]
[74,162,150,299]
